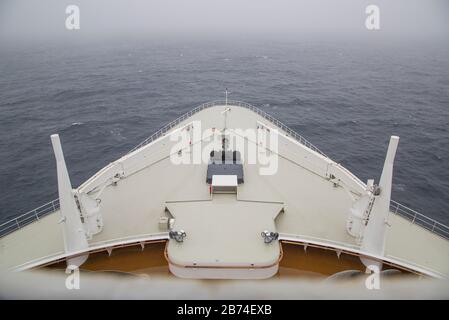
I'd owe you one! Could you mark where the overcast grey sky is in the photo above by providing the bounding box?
[1,0,448,41]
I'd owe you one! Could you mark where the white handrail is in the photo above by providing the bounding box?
[390,200,449,240]
[127,100,329,157]
[0,199,60,237]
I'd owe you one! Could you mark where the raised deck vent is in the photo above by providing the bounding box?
[211,174,238,194]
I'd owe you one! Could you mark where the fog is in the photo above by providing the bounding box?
[0,0,448,42]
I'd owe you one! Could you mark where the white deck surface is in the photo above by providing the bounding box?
[166,195,282,267]
[1,103,448,278]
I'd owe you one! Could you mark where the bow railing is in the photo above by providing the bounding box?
[127,100,328,157]
[0,199,60,238]
[390,200,449,240]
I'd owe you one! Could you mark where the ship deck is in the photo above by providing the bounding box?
[1,102,448,278]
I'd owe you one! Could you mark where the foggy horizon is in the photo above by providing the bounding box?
[1,0,449,44]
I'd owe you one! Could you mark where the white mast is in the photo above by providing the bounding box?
[51,134,89,267]
[360,136,399,270]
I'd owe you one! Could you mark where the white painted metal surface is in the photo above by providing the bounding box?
[51,134,88,267]
[212,175,238,187]
[361,136,399,269]
[211,175,238,193]
[166,196,282,279]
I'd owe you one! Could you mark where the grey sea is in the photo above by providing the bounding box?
[1,36,448,225]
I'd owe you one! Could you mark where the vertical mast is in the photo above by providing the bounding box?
[51,134,89,267]
[360,136,399,270]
